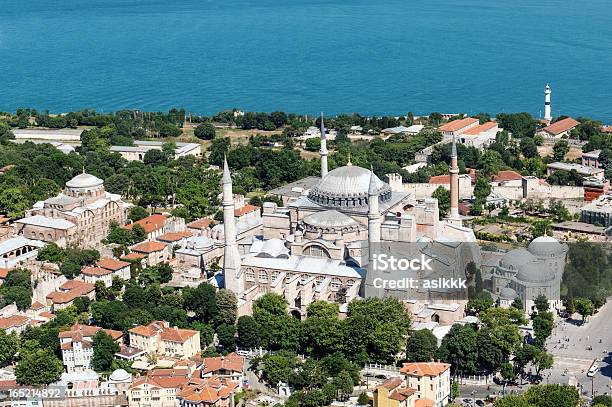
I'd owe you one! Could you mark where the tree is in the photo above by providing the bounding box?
[531,220,552,238]
[592,395,612,407]
[15,342,63,386]
[215,289,237,326]
[36,242,66,263]
[405,329,438,362]
[195,123,216,140]
[473,176,492,206]
[451,380,460,400]
[520,137,539,158]
[305,138,321,152]
[0,330,19,367]
[92,331,120,372]
[322,382,338,403]
[334,370,354,401]
[494,395,530,407]
[159,123,182,137]
[432,186,450,217]
[217,323,237,351]
[533,350,553,377]
[357,392,369,405]
[511,297,523,310]
[237,315,260,349]
[143,149,168,165]
[500,362,516,383]
[182,283,218,323]
[574,298,594,323]
[553,140,570,161]
[436,324,478,374]
[128,205,148,222]
[0,187,29,219]
[523,384,579,407]
[261,353,296,385]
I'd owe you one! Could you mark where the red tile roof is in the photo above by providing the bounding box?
[96,258,130,271]
[130,375,190,391]
[415,398,434,407]
[234,204,260,217]
[603,126,612,133]
[160,327,199,343]
[400,362,451,377]
[438,117,479,132]
[0,268,9,279]
[82,266,112,277]
[157,231,192,243]
[201,353,244,375]
[463,121,498,135]
[187,218,216,230]
[541,117,579,136]
[132,241,168,253]
[124,214,167,234]
[177,378,239,404]
[492,170,522,182]
[121,252,146,261]
[0,315,29,329]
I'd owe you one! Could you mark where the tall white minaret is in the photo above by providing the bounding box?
[544,84,552,122]
[320,112,328,178]
[222,156,243,295]
[368,168,381,245]
[449,135,461,223]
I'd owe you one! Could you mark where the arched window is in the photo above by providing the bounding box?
[245,269,255,282]
[258,270,269,283]
[271,271,280,281]
[315,276,325,287]
[330,278,342,291]
[304,244,330,258]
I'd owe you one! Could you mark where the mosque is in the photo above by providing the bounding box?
[220,116,482,317]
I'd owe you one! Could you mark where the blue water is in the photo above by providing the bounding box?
[1,0,611,120]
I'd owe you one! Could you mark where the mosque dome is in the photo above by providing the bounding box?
[65,173,104,189]
[500,248,537,270]
[303,210,359,230]
[307,165,392,209]
[109,368,131,382]
[516,261,555,284]
[527,236,566,257]
[499,286,517,300]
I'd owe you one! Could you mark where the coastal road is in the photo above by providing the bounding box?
[546,299,612,398]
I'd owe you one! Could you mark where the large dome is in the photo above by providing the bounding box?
[307,165,392,209]
[500,248,537,270]
[109,368,131,382]
[499,286,517,300]
[304,210,359,230]
[516,261,555,284]
[527,236,566,257]
[66,173,103,189]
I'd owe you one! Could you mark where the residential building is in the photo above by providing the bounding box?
[438,117,479,137]
[536,117,579,140]
[177,377,239,407]
[581,193,612,227]
[456,121,500,149]
[399,362,451,407]
[373,377,417,407]
[128,373,189,407]
[14,172,131,248]
[46,280,95,312]
[0,315,30,334]
[124,213,169,241]
[130,241,170,266]
[199,353,244,384]
[128,320,201,359]
[546,162,604,180]
[59,324,123,373]
[81,257,131,287]
[491,170,523,187]
[157,231,193,247]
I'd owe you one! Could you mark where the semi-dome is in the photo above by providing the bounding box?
[303,210,359,230]
[109,368,131,382]
[516,261,555,283]
[188,236,214,251]
[528,236,566,257]
[500,248,537,270]
[66,173,103,189]
[500,286,517,300]
[307,165,392,209]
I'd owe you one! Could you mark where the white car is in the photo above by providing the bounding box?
[587,364,599,377]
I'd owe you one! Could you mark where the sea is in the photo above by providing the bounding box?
[1,0,611,121]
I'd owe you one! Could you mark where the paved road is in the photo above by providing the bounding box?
[546,299,612,398]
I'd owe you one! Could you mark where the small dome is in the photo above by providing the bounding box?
[189,236,214,250]
[256,239,289,258]
[500,249,536,270]
[500,286,517,300]
[303,210,358,229]
[109,368,131,382]
[528,236,565,257]
[66,173,103,189]
[516,261,555,283]
[307,165,392,209]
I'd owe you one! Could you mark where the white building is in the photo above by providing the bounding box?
[110,140,202,162]
[59,324,123,373]
[0,236,45,268]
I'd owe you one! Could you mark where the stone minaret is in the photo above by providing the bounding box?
[320,112,328,177]
[368,168,381,244]
[222,156,243,295]
[449,135,460,222]
[544,84,552,122]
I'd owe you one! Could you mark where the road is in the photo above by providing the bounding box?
[546,299,612,398]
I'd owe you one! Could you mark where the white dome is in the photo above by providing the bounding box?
[307,165,392,209]
[528,236,565,257]
[303,210,359,229]
[109,368,131,382]
[188,236,214,250]
[500,286,517,300]
[66,173,103,189]
[516,261,555,284]
[500,249,537,270]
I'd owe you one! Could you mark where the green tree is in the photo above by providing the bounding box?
[436,324,478,374]
[92,330,120,372]
[592,395,612,407]
[237,315,260,349]
[0,330,19,367]
[36,242,66,264]
[520,137,539,158]
[217,323,237,351]
[574,298,594,323]
[553,140,570,161]
[533,350,553,377]
[215,289,238,326]
[128,206,148,222]
[523,384,579,407]
[494,395,529,407]
[432,186,451,217]
[405,329,438,362]
[195,123,216,140]
[15,342,63,386]
[357,392,369,405]
[0,187,29,219]
[511,297,523,310]
[334,370,354,401]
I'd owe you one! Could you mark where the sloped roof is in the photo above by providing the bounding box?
[400,362,451,377]
[124,214,167,234]
[187,218,216,230]
[492,170,522,182]
[201,353,244,375]
[132,241,168,253]
[541,117,579,135]
[234,204,260,217]
[438,117,478,132]
[96,258,130,271]
[0,315,29,329]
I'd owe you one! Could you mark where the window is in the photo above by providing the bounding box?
[330,278,342,291]
[245,269,255,282]
[258,270,268,283]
